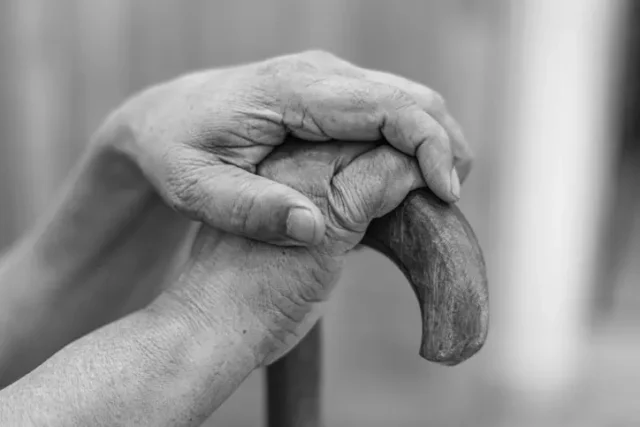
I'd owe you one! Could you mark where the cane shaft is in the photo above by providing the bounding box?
[265,321,323,427]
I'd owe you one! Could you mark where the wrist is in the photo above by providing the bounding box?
[134,306,261,423]
[146,290,264,372]
[148,274,297,368]
[150,236,321,368]
[0,305,261,426]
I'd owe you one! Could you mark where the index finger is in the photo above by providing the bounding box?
[283,76,460,203]
[363,69,474,183]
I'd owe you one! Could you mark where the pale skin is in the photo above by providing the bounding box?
[0,50,472,426]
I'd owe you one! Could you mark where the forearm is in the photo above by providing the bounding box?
[0,120,192,385]
[0,295,259,427]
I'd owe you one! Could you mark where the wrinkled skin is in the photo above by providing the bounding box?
[109,50,471,247]
[166,139,426,364]
[0,51,475,426]
[63,48,476,328]
[0,51,474,385]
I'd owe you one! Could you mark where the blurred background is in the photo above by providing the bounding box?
[0,0,637,426]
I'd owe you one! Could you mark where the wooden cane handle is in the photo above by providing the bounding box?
[266,187,489,426]
[362,187,489,365]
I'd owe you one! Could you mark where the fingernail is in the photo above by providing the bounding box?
[286,207,317,244]
[450,168,461,200]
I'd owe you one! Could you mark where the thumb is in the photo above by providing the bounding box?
[162,150,326,246]
[330,145,425,231]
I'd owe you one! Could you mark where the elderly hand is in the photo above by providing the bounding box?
[0,51,476,426]
[0,140,426,427]
[0,50,473,387]
[153,138,426,365]
[99,50,472,247]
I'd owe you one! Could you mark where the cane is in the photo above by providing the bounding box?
[265,187,490,426]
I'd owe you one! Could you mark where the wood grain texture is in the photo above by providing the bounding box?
[362,188,489,366]
[266,187,489,426]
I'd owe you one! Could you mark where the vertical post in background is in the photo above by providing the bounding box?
[6,0,75,230]
[488,0,626,413]
[266,323,322,427]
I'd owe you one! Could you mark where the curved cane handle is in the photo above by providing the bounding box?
[362,187,489,365]
[266,188,489,426]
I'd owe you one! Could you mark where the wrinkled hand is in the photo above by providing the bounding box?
[102,50,472,247]
[157,138,426,365]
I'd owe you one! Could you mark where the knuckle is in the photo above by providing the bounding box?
[345,84,369,109]
[328,181,369,231]
[255,55,288,77]
[259,52,333,81]
[424,122,450,147]
[166,173,204,219]
[256,54,311,78]
[164,152,207,215]
[429,91,447,111]
[387,86,415,110]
